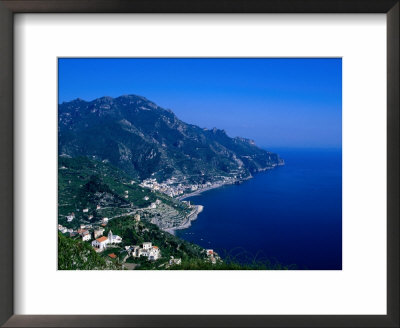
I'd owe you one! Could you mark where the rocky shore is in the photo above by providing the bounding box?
[164,205,204,235]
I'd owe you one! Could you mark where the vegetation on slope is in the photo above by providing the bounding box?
[58,156,191,229]
[58,232,121,270]
[58,94,282,183]
[168,258,294,270]
[104,216,207,267]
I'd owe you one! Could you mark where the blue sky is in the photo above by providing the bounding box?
[58,58,342,149]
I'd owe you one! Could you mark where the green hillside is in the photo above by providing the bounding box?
[58,232,121,270]
[58,95,283,183]
[58,156,191,230]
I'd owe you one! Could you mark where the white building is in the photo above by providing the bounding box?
[142,242,152,250]
[127,242,160,260]
[108,230,122,244]
[91,236,108,251]
[82,231,91,241]
[138,249,149,257]
[82,208,89,213]
[66,214,75,222]
[149,246,161,261]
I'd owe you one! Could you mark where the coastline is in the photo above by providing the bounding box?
[164,180,236,235]
[178,182,232,201]
[164,205,204,235]
[177,163,284,201]
[177,175,254,201]
[166,164,284,234]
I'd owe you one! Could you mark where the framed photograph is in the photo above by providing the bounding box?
[0,0,398,327]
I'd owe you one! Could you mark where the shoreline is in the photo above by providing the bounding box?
[177,175,254,201]
[165,164,283,234]
[176,164,283,201]
[164,205,204,235]
[178,182,232,201]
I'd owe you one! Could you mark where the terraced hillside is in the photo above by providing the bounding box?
[58,156,191,230]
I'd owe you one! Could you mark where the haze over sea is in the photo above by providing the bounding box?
[177,148,342,270]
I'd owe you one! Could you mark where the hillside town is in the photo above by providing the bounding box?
[140,175,238,199]
[58,211,220,269]
[58,215,162,263]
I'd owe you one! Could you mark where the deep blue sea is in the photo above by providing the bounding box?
[176,148,342,270]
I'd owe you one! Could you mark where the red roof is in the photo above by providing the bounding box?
[96,236,108,243]
[108,253,117,259]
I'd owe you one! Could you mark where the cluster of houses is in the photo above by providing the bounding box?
[59,220,218,267]
[60,215,164,263]
[125,242,161,261]
[60,199,221,268]
[77,227,91,241]
[59,215,124,249]
[140,176,237,198]
[140,178,186,197]
[58,223,94,241]
[65,207,95,223]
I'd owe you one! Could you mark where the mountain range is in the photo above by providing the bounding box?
[58,94,282,183]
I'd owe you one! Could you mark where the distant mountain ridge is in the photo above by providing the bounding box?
[58,94,282,183]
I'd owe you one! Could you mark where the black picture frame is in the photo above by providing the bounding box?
[0,1,398,327]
